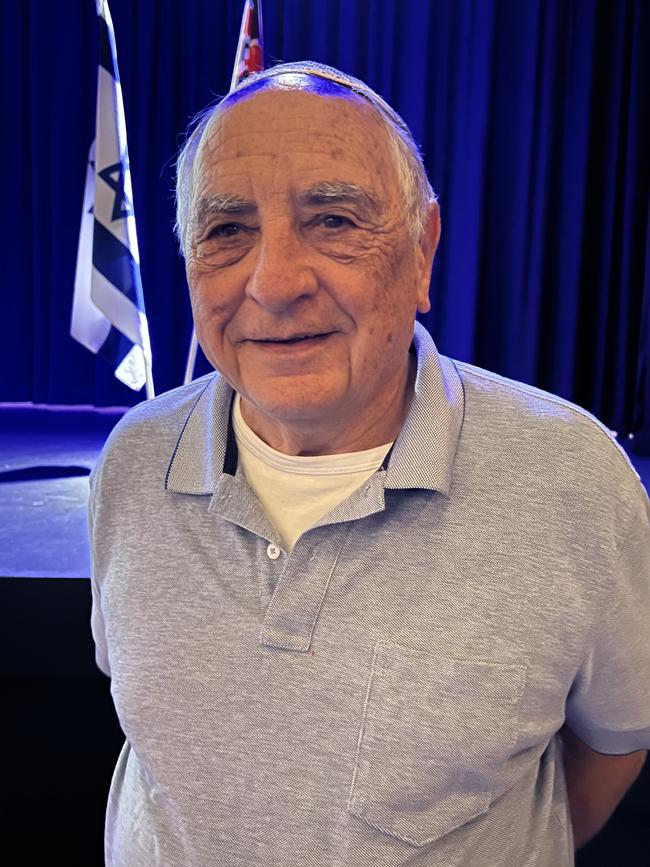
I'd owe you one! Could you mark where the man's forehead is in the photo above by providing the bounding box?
[190,85,397,208]
[201,83,385,157]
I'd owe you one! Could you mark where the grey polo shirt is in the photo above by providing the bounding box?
[89,322,650,867]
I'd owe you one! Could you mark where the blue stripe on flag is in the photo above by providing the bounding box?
[98,16,119,81]
[92,219,140,305]
[97,324,134,369]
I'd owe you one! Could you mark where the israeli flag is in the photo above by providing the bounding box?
[71,0,153,396]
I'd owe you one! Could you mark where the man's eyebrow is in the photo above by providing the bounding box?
[193,194,257,230]
[300,182,380,214]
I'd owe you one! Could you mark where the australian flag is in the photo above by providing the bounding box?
[71,0,153,395]
[232,0,264,89]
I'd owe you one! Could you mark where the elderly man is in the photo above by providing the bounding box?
[89,62,650,866]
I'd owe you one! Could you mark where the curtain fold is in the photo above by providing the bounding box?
[3,0,649,435]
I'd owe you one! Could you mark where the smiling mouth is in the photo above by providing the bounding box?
[254,332,332,345]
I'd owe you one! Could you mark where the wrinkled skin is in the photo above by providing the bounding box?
[185,85,440,455]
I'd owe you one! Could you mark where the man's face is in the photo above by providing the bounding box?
[186,86,438,450]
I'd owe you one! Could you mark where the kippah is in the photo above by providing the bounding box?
[230,60,410,134]
[233,60,362,94]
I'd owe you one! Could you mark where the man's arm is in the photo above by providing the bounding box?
[560,725,647,849]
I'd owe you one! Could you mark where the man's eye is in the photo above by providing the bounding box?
[319,214,353,229]
[209,223,241,238]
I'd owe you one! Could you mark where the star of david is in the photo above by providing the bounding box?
[98,160,133,221]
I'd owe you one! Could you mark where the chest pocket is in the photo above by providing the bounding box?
[347,641,526,846]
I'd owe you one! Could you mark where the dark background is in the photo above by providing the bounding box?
[2,0,650,437]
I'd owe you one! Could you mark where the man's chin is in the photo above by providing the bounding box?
[238,384,347,431]
[242,393,343,423]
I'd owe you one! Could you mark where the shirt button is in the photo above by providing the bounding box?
[266,543,281,560]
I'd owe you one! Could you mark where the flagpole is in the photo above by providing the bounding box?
[143,320,155,399]
[183,0,263,386]
[184,330,199,387]
[145,359,155,400]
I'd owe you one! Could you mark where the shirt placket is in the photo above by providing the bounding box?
[259,523,353,652]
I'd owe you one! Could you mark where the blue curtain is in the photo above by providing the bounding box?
[3,0,649,436]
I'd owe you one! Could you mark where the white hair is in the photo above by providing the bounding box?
[175,60,436,258]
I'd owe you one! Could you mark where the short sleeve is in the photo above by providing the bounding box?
[88,468,111,677]
[565,487,650,754]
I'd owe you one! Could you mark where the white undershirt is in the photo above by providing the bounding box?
[233,394,393,552]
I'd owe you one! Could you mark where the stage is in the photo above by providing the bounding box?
[0,404,126,862]
[1,402,648,864]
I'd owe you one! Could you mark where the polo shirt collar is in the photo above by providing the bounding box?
[383,321,465,495]
[165,321,464,497]
[164,375,234,494]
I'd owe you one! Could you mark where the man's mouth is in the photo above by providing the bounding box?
[254,332,332,345]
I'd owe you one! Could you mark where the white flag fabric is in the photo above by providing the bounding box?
[71,0,153,394]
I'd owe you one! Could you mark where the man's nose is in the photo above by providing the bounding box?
[246,224,318,311]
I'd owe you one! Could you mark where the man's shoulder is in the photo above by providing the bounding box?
[92,373,217,479]
[456,356,614,437]
[110,372,215,441]
[453,358,640,488]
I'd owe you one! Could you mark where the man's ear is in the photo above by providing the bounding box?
[416,200,441,315]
